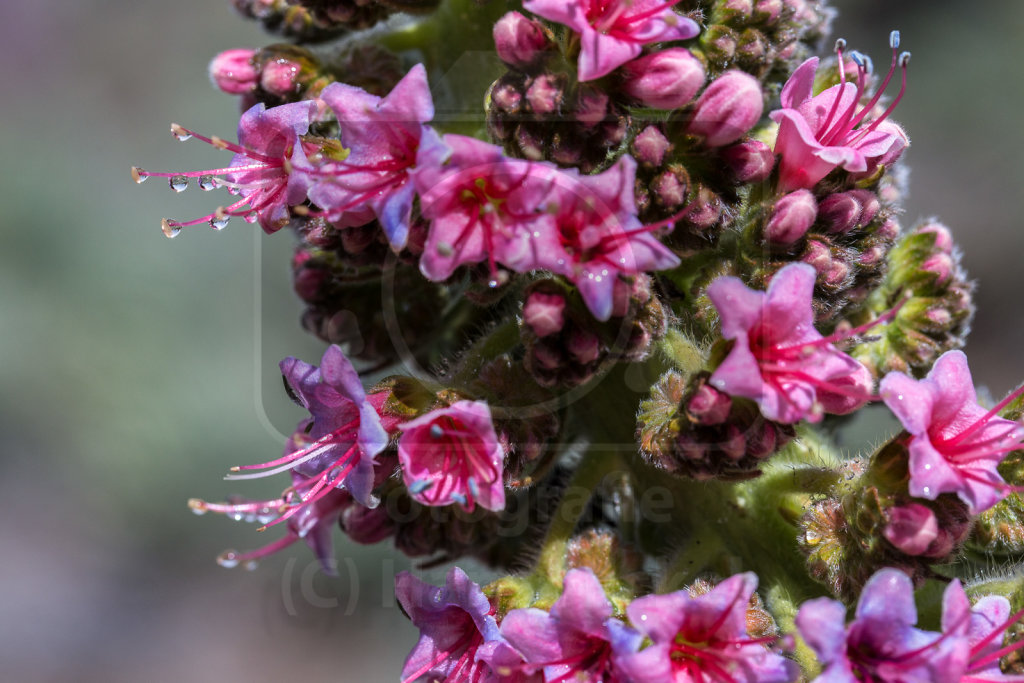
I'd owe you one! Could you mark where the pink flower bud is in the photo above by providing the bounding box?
[818,192,862,234]
[526,74,563,115]
[653,170,687,208]
[720,139,774,183]
[848,189,880,226]
[883,503,939,556]
[721,425,747,460]
[801,239,832,273]
[688,384,732,425]
[921,253,954,285]
[568,328,601,365]
[687,70,764,147]
[754,0,783,23]
[493,11,550,68]
[918,222,954,253]
[209,48,258,95]
[260,59,302,97]
[621,48,706,110]
[575,87,609,128]
[632,126,672,167]
[523,292,566,337]
[765,189,817,245]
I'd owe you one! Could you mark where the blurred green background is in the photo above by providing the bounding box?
[2,1,1023,680]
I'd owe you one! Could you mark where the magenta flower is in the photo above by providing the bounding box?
[223,345,388,511]
[796,568,969,683]
[707,263,874,424]
[617,572,796,683]
[523,0,699,81]
[134,100,318,236]
[398,400,505,512]
[397,567,526,683]
[190,427,355,574]
[541,155,680,321]
[879,350,1024,514]
[413,134,560,282]
[769,35,910,192]
[309,64,441,250]
[499,567,642,682]
[942,580,1024,681]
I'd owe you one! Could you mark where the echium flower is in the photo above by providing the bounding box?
[499,567,642,682]
[770,32,910,192]
[707,263,879,424]
[880,350,1024,514]
[397,400,506,512]
[942,579,1024,681]
[412,134,562,283]
[223,345,388,516]
[132,99,318,236]
[523,0,699,81]
[397,567,531,683]
[308,64,442,250]
[541,156,680,321]
[796,568,969,683]
[616,572,797,683]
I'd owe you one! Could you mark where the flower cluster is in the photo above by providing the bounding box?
[138,0,1024,680]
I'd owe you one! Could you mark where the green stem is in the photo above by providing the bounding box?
[537,448,625,584]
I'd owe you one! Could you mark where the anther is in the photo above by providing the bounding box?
[834,38,847,52]
[890,30,900,49]
[170,123,192,141]
[899,51,911,67]
[131,166,148,184]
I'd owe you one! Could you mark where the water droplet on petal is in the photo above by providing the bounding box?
[161,219,181,239]
[169,175,188,192]
[804,530,821,545]
[922,486,932,495]
[217,550,240,568]
[198,175,217,191]
[923,463,932,471]
[897,394,904,401]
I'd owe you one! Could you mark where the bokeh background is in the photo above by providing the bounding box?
[2,1,1023,680]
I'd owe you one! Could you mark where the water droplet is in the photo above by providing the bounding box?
[161,219,181,239]
[229,511,245,522]
[217,550,240,568]
[169,175,188,192]
[922,486,932,495]
[171,124,193,141]
[243,560,259,571]
[640,614,648,621]
[198,175,217,191]
[430,424,444,439]
[131,166,148,184]
[210,215,230,231]
[243,212,258,224]
[897,394,904,401]
[804,530,821,545]
[923,463,932,471]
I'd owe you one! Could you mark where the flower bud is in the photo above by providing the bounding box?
[921,253,954,286]
[720,139,774,183]
[493,11,550,68]
[765,189,817,246]
[526,73,564,115]
[575,87,609,128]
[621,48,705,110]
[632,126,672,167]
[260,59,302,97]
[818,192,862,234]
[687,383,732,425]
[568,328,601,364]
[523,291,566,338]
[687,70,764,147]
[209,48,258,95]
[917,221,954,253]
[753,0,784,23]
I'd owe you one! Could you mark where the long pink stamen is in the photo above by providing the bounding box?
[936,384,1024,449]
[820,56,869,145]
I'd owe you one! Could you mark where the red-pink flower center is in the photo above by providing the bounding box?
[409,415,499,511]
[586,0,683,39]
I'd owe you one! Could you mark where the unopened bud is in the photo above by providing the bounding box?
[720,139,774,183]
[493,11,550,68]
[523,292,566,338]
[568,328,601,365]
[632,126,672,167]
[209,48,259,95]
[687,70,764,147]
[621,48,706,110]
[765,189,817,246]
[917,221,954,253]
[921,253,954,285]
[883,503,938,556]
[526,74,564,115]
[687,383,732,425]
[260,59,302,97]
[818,192,862,234]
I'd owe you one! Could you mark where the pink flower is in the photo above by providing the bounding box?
[413,134,561,282]
[617,573,797,683]
[133,100,318,236]
[707,262,874,424]
[309,64,440,250]
[398,401,506,512]
[880,350,1024,514]
[942,580,1024,681]
[769,34,910,192]
[523,0,699,81]
[541,156,680,321]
